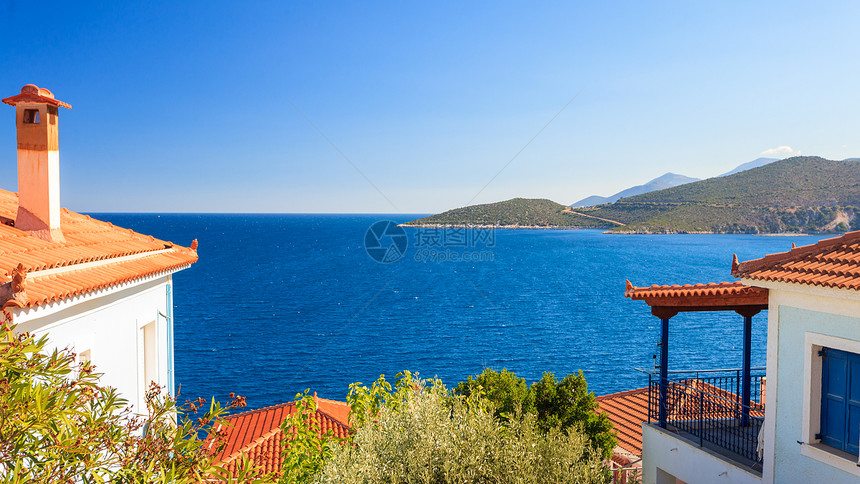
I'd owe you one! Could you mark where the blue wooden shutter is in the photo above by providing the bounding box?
[820,348,860,454]
[847,351,860,454]
[821,348,847,449]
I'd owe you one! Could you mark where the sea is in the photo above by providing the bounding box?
[91,213,826,412]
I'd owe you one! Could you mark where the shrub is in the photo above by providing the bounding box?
[320,372,609,483]
[279,391,344,484]
[454,367,533,421]
[531,371,616,459]
[456,369,616,460]
[0,323,271,483]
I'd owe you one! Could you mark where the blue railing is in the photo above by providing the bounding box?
[642,369,765,465]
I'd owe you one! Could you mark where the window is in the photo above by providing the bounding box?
[142,321,157,388]
[820,347,860,454]
[22,109,40,124]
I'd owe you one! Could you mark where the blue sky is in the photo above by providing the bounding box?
[2,1,859,213]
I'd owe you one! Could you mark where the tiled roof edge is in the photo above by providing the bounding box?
[734,230,860,277]
[223,401,296,422]
[596,386,649,401]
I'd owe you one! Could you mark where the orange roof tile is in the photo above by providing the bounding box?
[624,280,768,318]
[213,397,351,478]
[732,230,860,291]
[597,387,650,457]
[0,188,197,311]
[625,281,767,300]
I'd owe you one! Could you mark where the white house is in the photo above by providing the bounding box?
[1,84,197,412]
[734,232,860,483]
[627,231,860,484]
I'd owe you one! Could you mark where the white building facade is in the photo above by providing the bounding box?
[736,236,860,484]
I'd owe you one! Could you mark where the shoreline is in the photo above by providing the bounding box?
[400,223,820,236]
[398,223,595,230]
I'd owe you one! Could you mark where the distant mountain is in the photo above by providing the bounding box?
[570,173,700,207]
[403,198,620,228]
[718,157,778,177]
[570,156,860,234]
[844,158,860,161]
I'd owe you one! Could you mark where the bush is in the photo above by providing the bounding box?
[320,372,609,483]
[454,367,533,420]
[0,323,271,483]
[456,369,616,460]
[531,371,616,459]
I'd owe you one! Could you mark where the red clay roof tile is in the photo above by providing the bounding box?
[733,230,860,290]
[624,281,766,300]
[0,188,197,310]
[212,397,351,479]
[597,387,650,456]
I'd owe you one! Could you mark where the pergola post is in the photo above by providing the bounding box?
[738,309,760,427]
[653,308,677,429]
[660,317,669,428]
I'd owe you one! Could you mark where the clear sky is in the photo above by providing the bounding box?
[2,1,859,213]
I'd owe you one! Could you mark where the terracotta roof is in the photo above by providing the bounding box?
[624,280,768,318]
[213,397,351,478]
[2,84,71,109]
[0,188,197,311]
[732,230,860,291]
[597,387,650,456]
[625,281,766,300]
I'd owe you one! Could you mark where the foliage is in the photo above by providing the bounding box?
[0,323,270,483]
[323,372,609,483]
[279,391,343,484]
[455,369,616,460]
[404,198,616,228]
[346,372,408,427]
[531,371,615,459]
[454,367,533,420]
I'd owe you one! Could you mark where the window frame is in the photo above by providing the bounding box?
[802,332,860,476]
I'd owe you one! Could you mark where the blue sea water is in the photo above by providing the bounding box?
[92,213,826,411]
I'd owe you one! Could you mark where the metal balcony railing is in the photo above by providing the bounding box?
[643,368,766,465]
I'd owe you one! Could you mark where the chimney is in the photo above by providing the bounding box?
[2,84,71,243]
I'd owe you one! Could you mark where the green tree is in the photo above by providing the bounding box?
[454,367,533,420]
[531,371,616,459]
[324,372,608,484]
[279,391,343,484]
[0,323,273,483]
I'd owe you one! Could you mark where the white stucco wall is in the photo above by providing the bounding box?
[641,424,761,484]
[760,285,860,484]
[12,274,175,414]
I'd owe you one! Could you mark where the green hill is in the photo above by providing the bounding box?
[403,198,620,228]
[572,156,860,233]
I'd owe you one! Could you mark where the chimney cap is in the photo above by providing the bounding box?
[2,84,71,109]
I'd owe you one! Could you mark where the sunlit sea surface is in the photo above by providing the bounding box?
[91,214,826,411]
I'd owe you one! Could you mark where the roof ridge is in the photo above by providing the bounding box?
[315,396,350,407]
[735,230,860,277]
[314,408,351,430]
[224,397,349,422]
[224,401,296,421]
[597,386,649,401]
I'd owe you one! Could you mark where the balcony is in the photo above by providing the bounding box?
[644,368,765,468]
